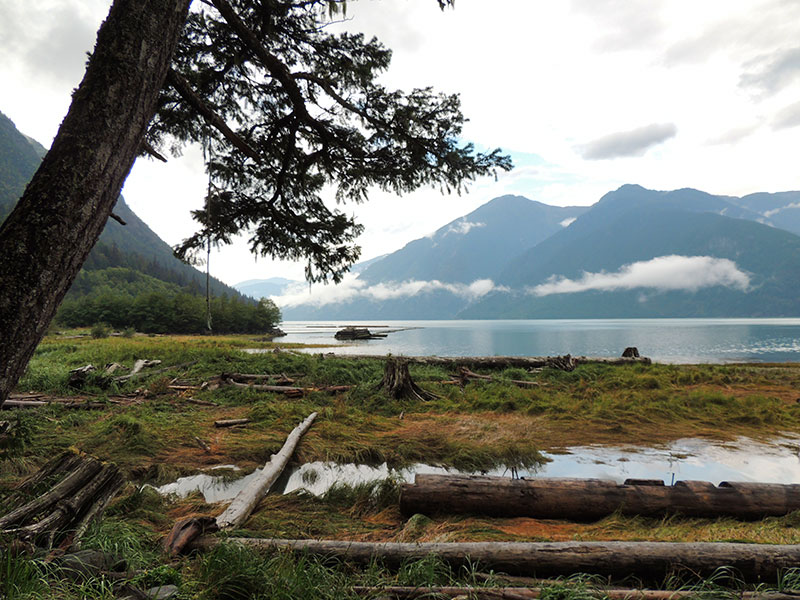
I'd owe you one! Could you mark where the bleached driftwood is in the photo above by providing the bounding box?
[216,411,317,529]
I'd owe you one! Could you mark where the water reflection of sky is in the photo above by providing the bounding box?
[258,319,800,363]
[156,436,800,503]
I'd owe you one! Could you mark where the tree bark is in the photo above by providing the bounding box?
[0,0,192,407]
[400,475,800,521]
[191,537,800,581]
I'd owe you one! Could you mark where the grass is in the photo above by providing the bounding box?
[6,332,800,597]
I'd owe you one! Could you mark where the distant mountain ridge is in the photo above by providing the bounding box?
[282,184,800,319]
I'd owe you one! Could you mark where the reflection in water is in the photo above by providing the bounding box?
[155,436,800,503]
[247,319,800,363]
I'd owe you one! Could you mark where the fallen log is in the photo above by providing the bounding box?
[221,372,296,385]
[222,378,353,396]
[399,475,800,521]
[458,367,541,388]
[190,537,800,581]
[2,399,108,410]
[216,411,317,529]
[214,418,251,428]
[321,354,652,368]
[350,585,800,599]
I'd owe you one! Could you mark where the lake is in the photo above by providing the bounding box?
[272,318,800,363]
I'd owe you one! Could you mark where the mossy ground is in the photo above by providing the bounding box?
[4,331,800,598]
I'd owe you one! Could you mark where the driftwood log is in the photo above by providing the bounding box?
[323,354,651,369]
[0,451,124,549]
[349,585,800,599]
[190,537,800,581]
[376,358,439,401]
[457,367,542,388]
[164,411,318,554]
[400,475,800,521]
[216,411,317,529]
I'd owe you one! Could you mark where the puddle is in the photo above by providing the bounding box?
[155,436,800,503]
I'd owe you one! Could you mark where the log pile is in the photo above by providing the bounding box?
[400,475,800,521]
[0,451,124,549]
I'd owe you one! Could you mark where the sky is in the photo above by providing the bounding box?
[2,0,800,287]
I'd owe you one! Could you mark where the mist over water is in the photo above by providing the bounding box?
[270,319,800,363]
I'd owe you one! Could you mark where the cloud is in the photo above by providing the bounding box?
[771,101,800,130]
[529,255,750,296]
[706,124,760,146]
[740,47,800,96]
[273,276,507,308]
[559,217,577,228]
[571,0,666,53]
[0,1,103,87]
[579,123,677,160]
[764,202,800,217]
[445,220,485,236]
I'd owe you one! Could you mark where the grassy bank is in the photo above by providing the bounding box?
[4,332,800,598]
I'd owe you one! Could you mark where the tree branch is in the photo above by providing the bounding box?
[209,0,334,145]
[166,69,260,161]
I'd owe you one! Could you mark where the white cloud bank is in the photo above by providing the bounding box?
[274,277,506,308]
[529,255,750,296]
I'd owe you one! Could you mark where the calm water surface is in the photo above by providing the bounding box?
[273,319,800,363]
[157,436,800,503]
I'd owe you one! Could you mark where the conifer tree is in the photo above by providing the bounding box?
[0,0,510,405]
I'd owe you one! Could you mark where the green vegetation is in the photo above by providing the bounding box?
[5,334,800,597]
[58,283,281,334]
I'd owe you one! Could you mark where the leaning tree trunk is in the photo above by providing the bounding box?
[0,0,192,407]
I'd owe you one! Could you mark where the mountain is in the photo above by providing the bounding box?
[0,110,244,301]
[358,195,587,284]
[283,184,800,320]
[464,185,800,318]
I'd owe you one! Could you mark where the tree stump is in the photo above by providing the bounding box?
[376,358,439,401]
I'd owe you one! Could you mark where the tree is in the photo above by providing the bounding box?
[0,0,511,406]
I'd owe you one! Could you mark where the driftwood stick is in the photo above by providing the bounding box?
[223,379,353,396]
[214,418,251,428]
[458,367,542,388]
[215,412,317,529]
[194,436,212,452]
[112,360,197,383]
[190,538,800,581]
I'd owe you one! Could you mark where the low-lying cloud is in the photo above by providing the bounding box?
[529,255,750,296]
[273,276,506,308]
[580,123,677,160]
[445,220,485,236]
[764,201,800,218]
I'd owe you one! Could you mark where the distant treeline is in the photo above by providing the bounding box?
[57,267,280,334]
